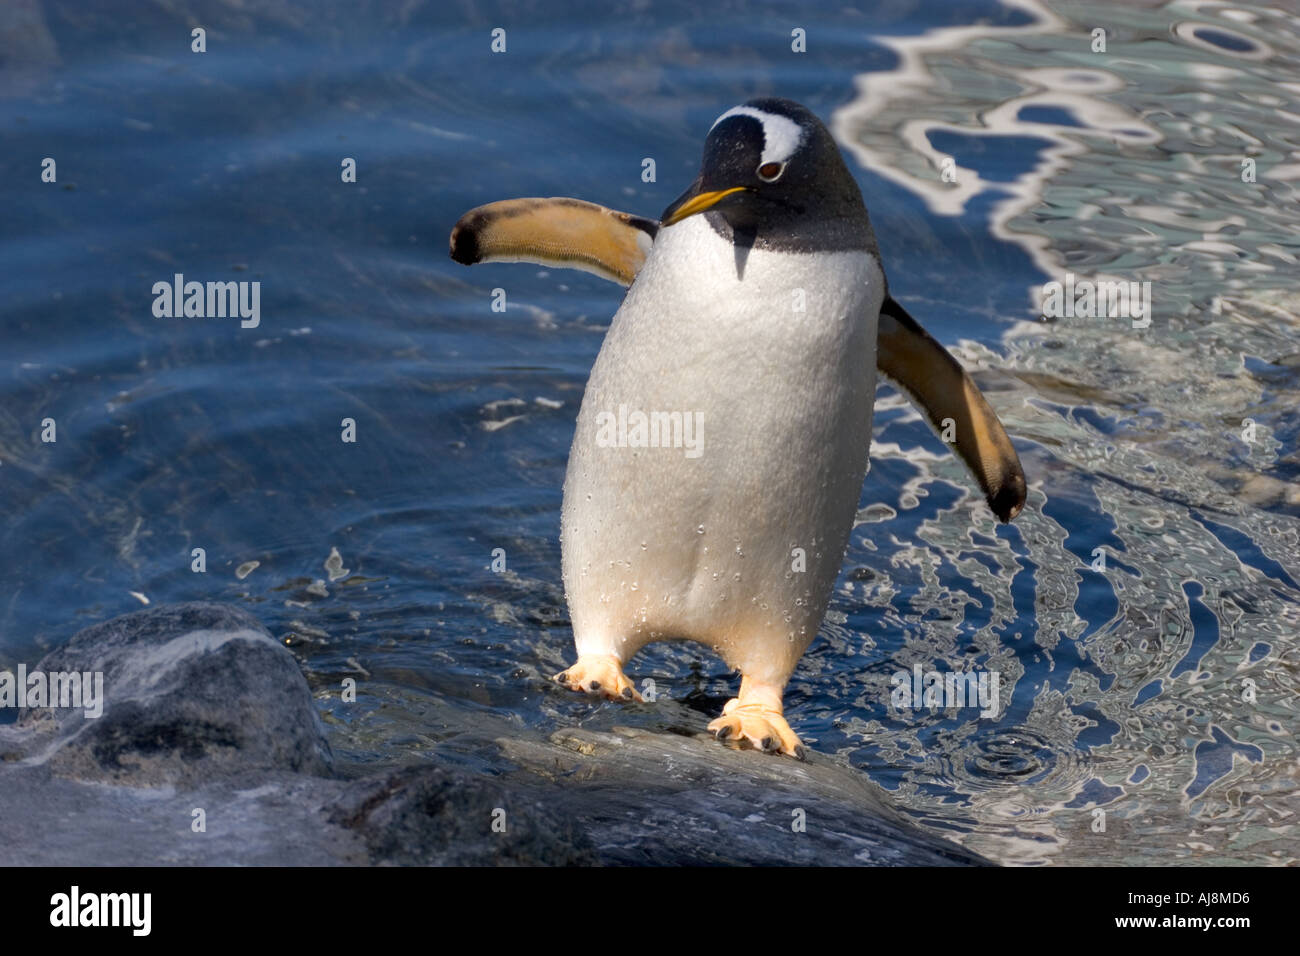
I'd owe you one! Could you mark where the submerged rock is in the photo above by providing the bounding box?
[11,602,332,785]
[0,603,353,865]
[0,602,987,866]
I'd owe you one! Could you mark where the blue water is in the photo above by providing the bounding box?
[3,0,1297,865]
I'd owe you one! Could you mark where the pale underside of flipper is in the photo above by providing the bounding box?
[448,197,1026,523]
[449,197,658,286]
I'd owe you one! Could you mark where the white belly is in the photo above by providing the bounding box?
[561,215,883,685]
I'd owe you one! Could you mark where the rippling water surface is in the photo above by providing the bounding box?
[2,0,1297,865]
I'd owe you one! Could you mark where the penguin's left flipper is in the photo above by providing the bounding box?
[448,200,1027,522]
[876,297,1027,523]
[449,198,658,286]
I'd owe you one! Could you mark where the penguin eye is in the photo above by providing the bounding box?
[756,161,785,182]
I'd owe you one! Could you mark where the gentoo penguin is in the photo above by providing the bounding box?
[450,98,1025,758]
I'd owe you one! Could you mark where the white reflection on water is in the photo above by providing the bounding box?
[830,0,1300,865]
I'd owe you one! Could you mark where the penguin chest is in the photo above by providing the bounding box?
[561,216,884,649]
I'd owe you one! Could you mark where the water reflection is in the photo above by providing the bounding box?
[828,0,1299,864]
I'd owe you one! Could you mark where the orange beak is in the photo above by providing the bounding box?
[661,186,749,226]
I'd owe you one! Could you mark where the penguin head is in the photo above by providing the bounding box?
[662,98,876,253]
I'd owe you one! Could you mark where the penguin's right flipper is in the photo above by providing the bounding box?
[449,198,659,286]
[876,297,1027,523]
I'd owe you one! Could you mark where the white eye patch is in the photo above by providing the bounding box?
[710,106,804,166]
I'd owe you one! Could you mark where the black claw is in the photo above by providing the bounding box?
[588,680,601,691]
[715,725,732,741]
[794,745,807,762]
[761,735,776,752]
[556,672,569,684]
[621,687,633,700]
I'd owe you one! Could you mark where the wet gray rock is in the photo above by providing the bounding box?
[0,764,367,866]
[0,602,988,866]
[329,764,599,866]
[12,602,332,785]
[495,726,989,866]
[0,603,351,865]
